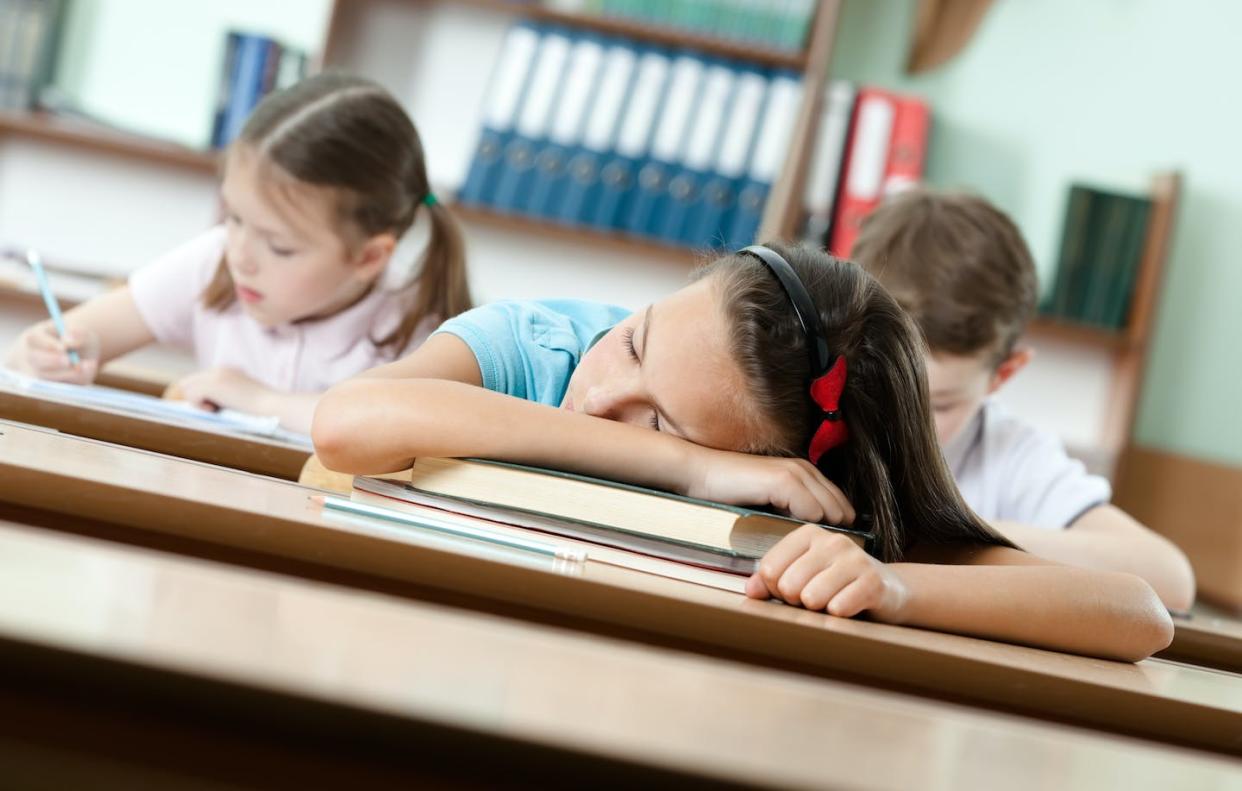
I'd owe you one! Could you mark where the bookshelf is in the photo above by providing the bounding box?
[321,0,842,260]
[0,2,1180,480]
[455,203,703,266]
[1022,171,1181,475]
[452,0,811,70]
[0,110,218,175]
[3,2,838,271]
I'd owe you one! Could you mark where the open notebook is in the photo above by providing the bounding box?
[0,368,312,448]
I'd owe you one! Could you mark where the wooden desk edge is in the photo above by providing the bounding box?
[0,390,310,480]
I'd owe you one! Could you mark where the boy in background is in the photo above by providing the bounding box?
[851,190,1195,610]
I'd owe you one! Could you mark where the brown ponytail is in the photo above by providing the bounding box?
[702,242,1012,562]
[372,198,471,352]
[203,72,473,355]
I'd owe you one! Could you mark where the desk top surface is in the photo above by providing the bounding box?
[3,419,1242,755]
[0,383,310,480]
[2,519,1238,790]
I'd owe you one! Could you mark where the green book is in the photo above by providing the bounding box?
[685,0,713,34]
[1081,193,1130,327]
[1105,197,1152,329]
[355,456,875,575]
[1046,185,1094,320]
[780,0,815,51]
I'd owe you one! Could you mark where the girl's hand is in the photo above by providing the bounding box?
[5,321,100,384]
[745,524,909,620]
[169,367,275,415]
[683,446,855,525]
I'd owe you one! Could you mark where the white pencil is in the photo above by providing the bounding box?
[310,494,588,563]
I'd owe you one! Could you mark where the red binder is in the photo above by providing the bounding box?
[884,95,930,198]
[828,89,930,258]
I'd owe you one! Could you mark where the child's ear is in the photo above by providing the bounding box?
[987,346,1033,394]
[352,233,398,282]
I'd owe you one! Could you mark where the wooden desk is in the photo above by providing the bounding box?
[1164,614,1242,675]
[2,521,1238,789]
[0,384,310,480]
[3,420,1242,757]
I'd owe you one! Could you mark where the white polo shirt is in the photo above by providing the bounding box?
[943,399,1111,529]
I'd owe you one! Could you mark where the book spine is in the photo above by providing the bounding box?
[882,94,930,198]
[210,32,241,148]
[828,88,896,257]
[1082,193,1128,326]
[1045,185,1092,320]
[1106,197,1153,330]
[1063,188,1102,322]
[10,0,49,110]
[800,79,855,248]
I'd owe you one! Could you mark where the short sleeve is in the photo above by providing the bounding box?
[433,301,578,405]
[994,426,1112,529]
[433,300,628,406]
[128,226,227,349]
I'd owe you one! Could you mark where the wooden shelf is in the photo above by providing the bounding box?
[453,203,705,267]
[0,110,218,175]
[1026,315,1132,352]
[453,0,809,70]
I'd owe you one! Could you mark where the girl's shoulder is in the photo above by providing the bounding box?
[130,225,228,293]
[127,226,230,349]
[433,299,630,403]
[443,299,629,337]
[524,299,632,332]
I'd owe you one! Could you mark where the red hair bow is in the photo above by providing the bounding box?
[808,356,848,465]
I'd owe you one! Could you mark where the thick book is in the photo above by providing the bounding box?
[354,457,874,575]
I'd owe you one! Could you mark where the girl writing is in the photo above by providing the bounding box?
[5,73,471,434]
[313,243,1171,661]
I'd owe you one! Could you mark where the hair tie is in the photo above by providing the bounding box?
[423,192,439,207]
[808,356,849,464]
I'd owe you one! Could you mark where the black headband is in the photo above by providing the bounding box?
[739,245,833,378]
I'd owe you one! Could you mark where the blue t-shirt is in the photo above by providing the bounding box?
[433,300,632,407]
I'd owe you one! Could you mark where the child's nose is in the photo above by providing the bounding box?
[582,382,644,424]
[230,245,259,276]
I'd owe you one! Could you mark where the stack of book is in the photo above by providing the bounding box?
[348,456,873,575]
[457,24,805,251]
[1042,184,1152,331]
[540,0,818,52]
[0,0,63,111]
[800,85,931,258]
[209,30,309,149]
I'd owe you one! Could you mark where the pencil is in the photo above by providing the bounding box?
[309,494,588,563]
[26,250,79,367]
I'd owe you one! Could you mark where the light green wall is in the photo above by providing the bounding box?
[52,0,333,148]
[830,0,1242,466]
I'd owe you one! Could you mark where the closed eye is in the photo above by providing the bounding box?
[622,326,640,362]
[622,326,659,431]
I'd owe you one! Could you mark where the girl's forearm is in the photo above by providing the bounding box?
[313,378,695,489]
[883,563,1173,662]
[993,511,1196,612]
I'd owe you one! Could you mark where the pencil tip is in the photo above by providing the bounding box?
[308,494,325,507]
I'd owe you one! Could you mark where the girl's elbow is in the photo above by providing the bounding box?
[311,382,369,472]
[1115,575,1175,663]
[1161,546,1197,614]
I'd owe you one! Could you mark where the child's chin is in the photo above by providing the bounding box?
[239,302,285,327]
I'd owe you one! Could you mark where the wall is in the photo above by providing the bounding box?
[6,0,1238,467]
[829,0,1242,466]
[52,0,334,149]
